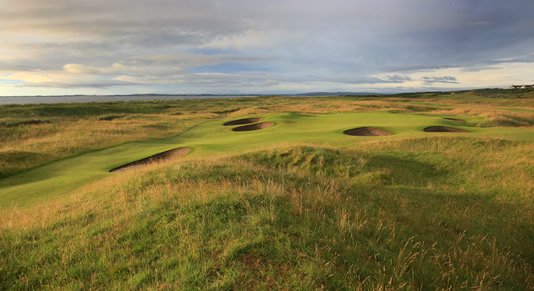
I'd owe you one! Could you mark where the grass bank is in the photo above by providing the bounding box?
[1,139,533,289]
[1,90,533,288]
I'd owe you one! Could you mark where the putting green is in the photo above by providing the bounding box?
[1,112,532,207]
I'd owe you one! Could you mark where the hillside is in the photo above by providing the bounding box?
[1,90,533,289]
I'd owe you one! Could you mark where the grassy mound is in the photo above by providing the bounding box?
[1,90,534,288]
[1,139,533,289]
[2,111,533,208]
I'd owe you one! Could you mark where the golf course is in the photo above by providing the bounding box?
[1,110,533,208]
[1,90,533,289]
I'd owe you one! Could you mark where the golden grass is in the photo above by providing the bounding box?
[2,93,534,288]
[2,94,533,178]
[1,139,533,288]
[0,114,207,177]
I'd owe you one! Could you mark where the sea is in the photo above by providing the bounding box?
[0,95,258,105]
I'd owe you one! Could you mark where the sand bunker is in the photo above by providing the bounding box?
[232,122,274,132]
[109,147,191,172]
[343,127,392,136]
[423,126,469,133]
[223,117,263,126]
[443,118,466,122]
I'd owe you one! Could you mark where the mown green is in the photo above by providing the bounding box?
[0,91,533,289]
[1,140,533,289]
[2,111,532,208]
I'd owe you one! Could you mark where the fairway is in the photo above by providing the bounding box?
[3,1,534,288]
[1,93,534,289]
[1,111,532,208]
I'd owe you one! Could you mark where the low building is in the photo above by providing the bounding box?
[509,84,533,89]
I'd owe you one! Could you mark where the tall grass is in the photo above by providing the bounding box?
[2,93,533,179]
[0,116,205,178]
[1,138,533,289]
[1,90,534,288]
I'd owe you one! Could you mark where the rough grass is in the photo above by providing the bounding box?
[1,138,533,289]
[1,89,534,289]
[1,92,533,179]
[0,116,203,179]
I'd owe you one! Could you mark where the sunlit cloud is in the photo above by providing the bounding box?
[0,0,533,95]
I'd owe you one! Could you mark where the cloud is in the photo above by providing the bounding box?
[460,66,501,72]
[63,64,118,75]
[382,75,412,82]
[422,76,459,85]
[201,30,290,50]
[0,0,534,94]
[24,80,134,89]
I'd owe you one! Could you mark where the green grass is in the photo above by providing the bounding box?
[1,140,533,289]
[2,111,532,208]
[1,90,534,289]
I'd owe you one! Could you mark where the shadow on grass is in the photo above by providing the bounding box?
[0,151,53,180]
[364,154,447,187]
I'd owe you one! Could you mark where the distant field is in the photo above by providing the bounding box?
[1,89,533,289]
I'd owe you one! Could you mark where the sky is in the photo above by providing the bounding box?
[1,0,534,96]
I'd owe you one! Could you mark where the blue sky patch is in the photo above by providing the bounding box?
[0,79,26,85]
